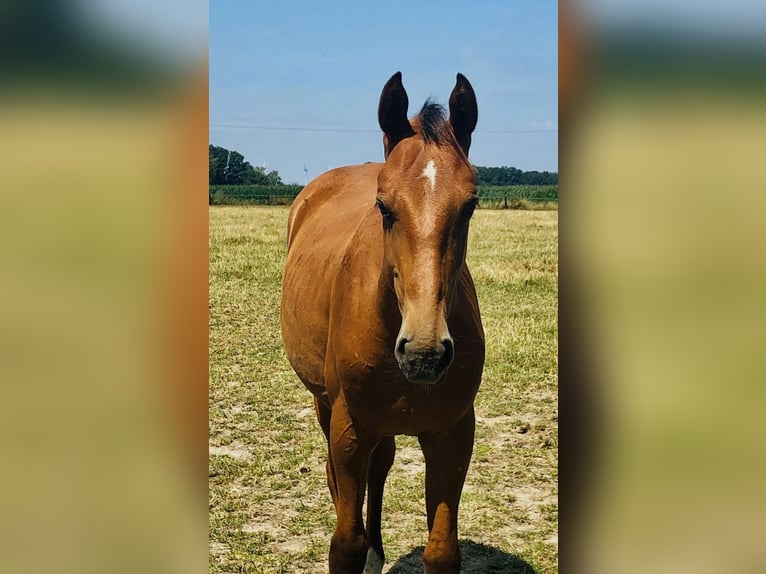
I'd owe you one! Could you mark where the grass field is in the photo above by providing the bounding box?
[209,206,558,573]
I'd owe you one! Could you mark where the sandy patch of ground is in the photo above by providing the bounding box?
[395,446,425,480]
[209,442,253,461]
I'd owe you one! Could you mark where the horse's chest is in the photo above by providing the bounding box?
[331,334,477,436]
[341,373,472,436]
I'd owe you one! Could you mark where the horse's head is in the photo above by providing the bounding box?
[376,72,479,385]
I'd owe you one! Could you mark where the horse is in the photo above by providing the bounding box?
[280,72,484,574]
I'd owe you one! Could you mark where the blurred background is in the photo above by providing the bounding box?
[0,1,208,573]
[2,0,765,573]
[563,1,766,572]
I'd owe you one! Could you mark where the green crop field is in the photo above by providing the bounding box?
[209,184,558,209]
[209,206,558,573]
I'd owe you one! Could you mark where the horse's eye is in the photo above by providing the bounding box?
[376,199,396,230]
[463,197,479,219]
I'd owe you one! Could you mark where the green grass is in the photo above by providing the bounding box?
[209,206,558,573]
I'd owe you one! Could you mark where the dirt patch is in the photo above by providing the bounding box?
[296,407,315,419]
[242,521,285,537]
[227,404,249,415]
[475,414,515,427]
[209,442,252,461]
[545,534,558,546]
[209,541,229,557]
[275,538,308,554]
[395,446,425,480]
[512,484,557,521]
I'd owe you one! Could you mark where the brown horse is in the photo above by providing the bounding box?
[280,72,484,574]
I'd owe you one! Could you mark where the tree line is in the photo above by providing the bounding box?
[473,165,557,186]
[209,145,283,185]
[210,144,557,187]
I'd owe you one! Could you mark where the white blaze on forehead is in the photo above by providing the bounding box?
[421,159,437,191]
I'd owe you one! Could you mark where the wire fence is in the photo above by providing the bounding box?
[209,184,558,208]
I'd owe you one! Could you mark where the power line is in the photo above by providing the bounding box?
[211,123,376,133]
[209,123,557,134]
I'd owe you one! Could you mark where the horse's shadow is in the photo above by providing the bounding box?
[386,539,536,573]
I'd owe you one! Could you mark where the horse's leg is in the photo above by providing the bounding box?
[418,407,475,574]
[314,396,338,507]
[364,436,395,573]
[328,396,375,573]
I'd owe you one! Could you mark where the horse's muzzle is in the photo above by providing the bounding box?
[395,337,454,384]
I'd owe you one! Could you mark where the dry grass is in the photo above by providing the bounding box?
[209,206,558,573]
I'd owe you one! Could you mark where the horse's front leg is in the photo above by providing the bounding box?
[328,395,376,573]
[418,407,475,574]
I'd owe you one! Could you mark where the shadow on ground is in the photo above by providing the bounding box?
[387,540,536,573]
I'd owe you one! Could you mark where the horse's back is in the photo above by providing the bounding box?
[287,163,381,248]
[281,163,382,396]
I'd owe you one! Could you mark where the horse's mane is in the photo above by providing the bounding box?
[417,99,460,151]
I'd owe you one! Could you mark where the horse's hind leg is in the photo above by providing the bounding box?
[418,408,475,574]
[314,396,338,507]
[364,437,395,573]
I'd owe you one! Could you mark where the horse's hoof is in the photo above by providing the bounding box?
[362,547,384,574]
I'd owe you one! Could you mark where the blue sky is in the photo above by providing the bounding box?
[210,1,557,184]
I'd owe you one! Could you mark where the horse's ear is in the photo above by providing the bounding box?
[449,73,478,155]
[378,72,414,157]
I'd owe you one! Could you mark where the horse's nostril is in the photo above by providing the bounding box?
[442,338,453,359]
[396,337,409,357]
[439,338,454,370]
